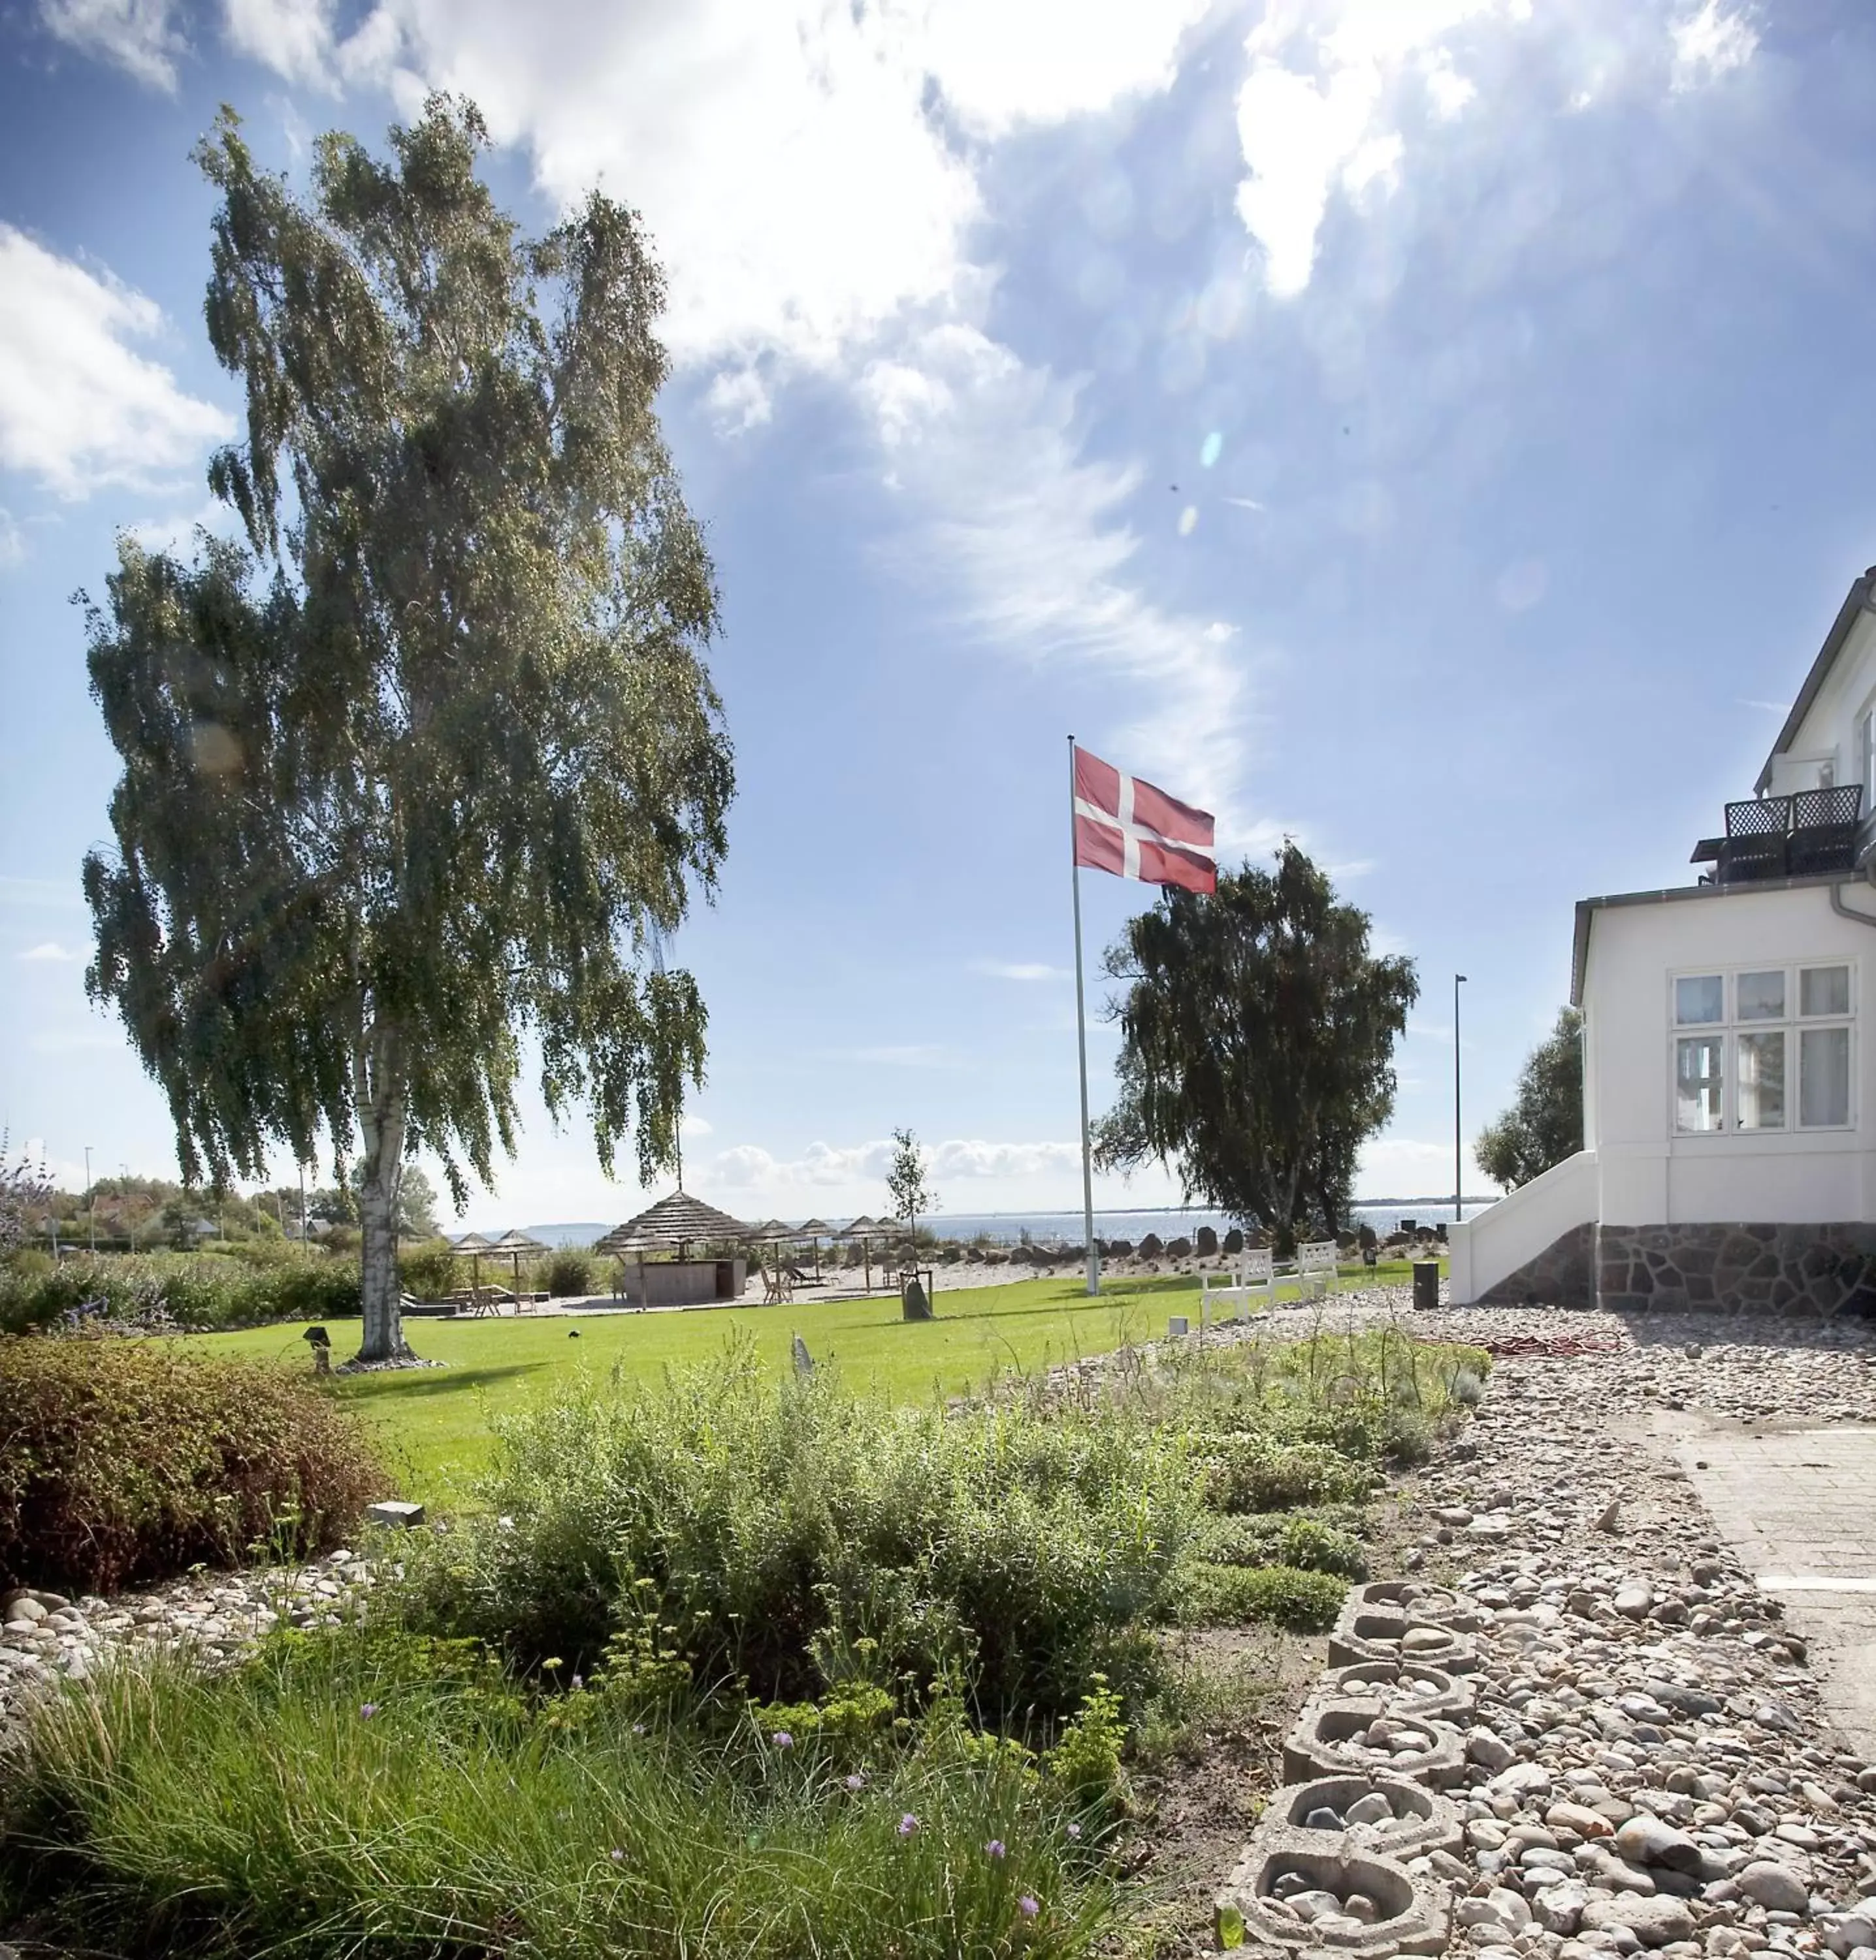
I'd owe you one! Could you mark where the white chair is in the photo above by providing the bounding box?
[1296,1240,1340,1299]
[1201,1249,1274,1324]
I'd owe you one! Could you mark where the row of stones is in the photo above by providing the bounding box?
[1214,1579,1483,1953]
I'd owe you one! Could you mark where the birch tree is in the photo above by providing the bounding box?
[1093,845,1417,1248]
[82,99,732,1362]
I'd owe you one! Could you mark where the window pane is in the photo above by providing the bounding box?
[1736,1031,1786,1130]
[1676,1035,1724,1132]
[1801,966,1851,1018]
[1800,1026,1851,1127]
[1675,975,1723,1026]
[1737,971,1785,1021]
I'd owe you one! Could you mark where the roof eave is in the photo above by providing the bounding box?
[1755,568,1876,793]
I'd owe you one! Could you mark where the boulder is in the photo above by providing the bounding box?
[1139,1233,1164,1259]
[901,1279,933,1322]
[1167,1236,1193,1259]
[1581,1895,1695,1947]
[1222,1228,1245,1256]
[1195,1226,1220,1256]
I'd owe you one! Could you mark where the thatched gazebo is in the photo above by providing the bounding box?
[597,1192,756,1309]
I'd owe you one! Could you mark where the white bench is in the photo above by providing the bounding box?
[1296,1239,1340,1298]
[1201,1250,1274,1323]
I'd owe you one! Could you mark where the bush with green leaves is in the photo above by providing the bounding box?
[0,1336,384,1591]
[543,1250,595,1298]
[1193,1437,1375,1514]
[1176,1563,1347,1631]
[0,1250,363,1335]
[393,1347,1200,1723]
[1,1629,1116,1960]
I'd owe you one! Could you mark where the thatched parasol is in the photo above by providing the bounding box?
[597,1191,756,1258]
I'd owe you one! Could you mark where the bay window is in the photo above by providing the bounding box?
[1672,962,1854,1134]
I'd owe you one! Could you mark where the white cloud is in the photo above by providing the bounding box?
[1670,0,1756,93]
[679,1112,713,1137]
[0,227,232,498]
[40,0,184,90]
[1234,0,1517,299]
[973,960,1069,983]
[309,0,1211,370]
[858,324,1261,838]
[0,510,24,569]
[704,1134,1079,1194]
[18,942,82,962]
[222,0,338,89]
[703,367,773,436]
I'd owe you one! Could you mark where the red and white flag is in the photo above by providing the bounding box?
[1073,747,1216,894]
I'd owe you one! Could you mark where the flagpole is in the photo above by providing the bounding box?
[1069,736,1100,1297]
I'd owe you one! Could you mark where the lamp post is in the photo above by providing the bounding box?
[1453,975,1468,1224]
[123,1163,134,1251]
[84,1144,95,1253]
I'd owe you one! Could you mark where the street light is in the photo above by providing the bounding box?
[122,1164,135,1251]
[1453,976,1468,1224]
[84,1144,95,1253]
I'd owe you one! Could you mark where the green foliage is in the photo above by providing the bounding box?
[1042,1676,1128,1818]
[1192,1438,1376,1514]
[886,1126,937,1239]
[80,96,732,1362]
[0,1250,363,1335]
[1176,1564,1347,1632]
[2,1631,1114,1959]
[1094,844,1419,1245]
[543,1249,595,1297]
[397,1238,459,1301]
[0,1133,53,1254]
[1197,1511,1368,1579]
[0,1337,383,1591]
[392,1347,1201,1723]
[1478,1005,1585,1190]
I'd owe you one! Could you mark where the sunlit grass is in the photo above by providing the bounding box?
[188,1262,1441,1505]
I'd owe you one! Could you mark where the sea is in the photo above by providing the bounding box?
[519,1201,1497,1251]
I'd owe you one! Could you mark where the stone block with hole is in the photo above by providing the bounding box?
[1214,1840,1451,1956]
[1281,1699,1468,1789]
[1240,1774,1464,1863]
[1319,1658,1475,1720]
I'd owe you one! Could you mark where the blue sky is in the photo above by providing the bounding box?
[1,0,1868,1230]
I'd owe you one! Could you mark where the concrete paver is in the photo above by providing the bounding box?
[1659,1417,1876,1758]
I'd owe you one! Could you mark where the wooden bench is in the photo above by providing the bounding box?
[1201,1250,1274,1323]
[1296,1240,1340,1299]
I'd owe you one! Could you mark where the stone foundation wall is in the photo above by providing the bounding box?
[1477,1222,1594,1308]
[1596,1222,1876,1318]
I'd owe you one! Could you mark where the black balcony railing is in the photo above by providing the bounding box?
[1690,785,1864,885]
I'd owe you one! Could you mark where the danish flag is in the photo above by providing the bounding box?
[1072,747,1216,894]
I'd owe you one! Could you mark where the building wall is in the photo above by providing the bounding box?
[1767,606,1876,798]
[1582,880,1876,1227]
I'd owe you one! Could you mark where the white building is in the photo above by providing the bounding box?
[1449,566,1876,1315]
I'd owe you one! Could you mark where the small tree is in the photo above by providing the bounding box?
[1095,845,1418,1251]
[885,1127,937,1252]
[82,99,731,1363]
[0,1134,53,1254]
[1477,1007,1584,1190]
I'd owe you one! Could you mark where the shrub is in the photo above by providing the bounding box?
[1,1632,1117,1959]
[1194,1437,1374,1513]
[0,1252,361,1335]
[393,1349,1200,1723]
[0,1337,385,1592]
[399,1239,459,1300]
[543,1251,594,1298]
[1176,1563,1346,1631]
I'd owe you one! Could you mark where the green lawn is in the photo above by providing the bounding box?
[198,1262,1434,1505]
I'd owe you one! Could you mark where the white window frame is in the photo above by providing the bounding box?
[1669,960,1856,1136]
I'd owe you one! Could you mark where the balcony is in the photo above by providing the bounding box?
[1691,786,1864,886]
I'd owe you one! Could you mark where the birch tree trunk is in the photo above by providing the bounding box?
[354,1022,412,1364]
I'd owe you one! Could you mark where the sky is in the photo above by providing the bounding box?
[1,0,1871,1231]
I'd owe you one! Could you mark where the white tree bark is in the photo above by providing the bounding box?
[353,1020,412,1364]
